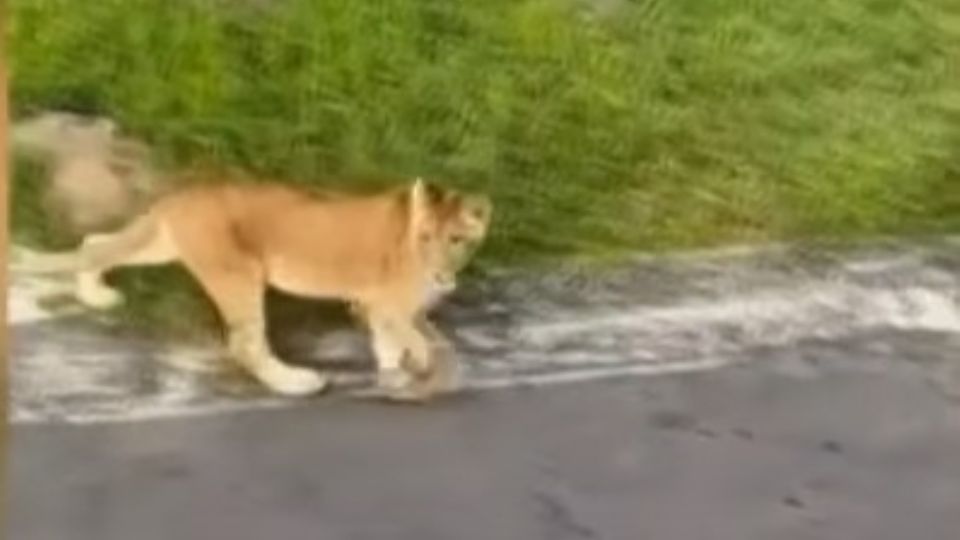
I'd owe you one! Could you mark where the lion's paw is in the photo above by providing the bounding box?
[259,363,329,396]
[77,284,124,310]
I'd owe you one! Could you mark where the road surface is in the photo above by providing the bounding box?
[8,238,960,539]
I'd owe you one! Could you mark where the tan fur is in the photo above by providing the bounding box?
[19,176,492,398]
[12,111,160,237]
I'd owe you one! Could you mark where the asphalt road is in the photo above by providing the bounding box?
[10,328,960,540]
[9,238,960,539]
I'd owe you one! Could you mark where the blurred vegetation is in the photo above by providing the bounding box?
[8,0,960,334]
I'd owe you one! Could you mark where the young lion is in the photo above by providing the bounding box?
[18,177,492,398]
[11,110,159,238]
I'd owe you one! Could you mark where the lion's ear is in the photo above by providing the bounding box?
[408,177,430,238]
[464,194,491,221]
[411,177,425,194]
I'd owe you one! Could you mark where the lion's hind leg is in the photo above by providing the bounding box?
[71,215,176,309]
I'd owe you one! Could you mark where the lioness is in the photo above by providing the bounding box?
[18,177,492,398]
[12,110,159,237]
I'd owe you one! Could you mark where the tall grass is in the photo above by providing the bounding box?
[9,0,960,331]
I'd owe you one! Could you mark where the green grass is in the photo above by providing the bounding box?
[9,0,960,333]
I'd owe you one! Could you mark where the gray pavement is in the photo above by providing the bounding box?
[10,329,960,540]
[8,237,960,539]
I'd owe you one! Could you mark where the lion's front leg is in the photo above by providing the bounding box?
[227,318,330,396]
[415,315,462,395]
[363,313,419,389]
[355,308,459,402]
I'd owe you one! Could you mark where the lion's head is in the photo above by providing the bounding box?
[409,178,492,304]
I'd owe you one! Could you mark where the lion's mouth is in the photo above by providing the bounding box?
[423,276,456,306]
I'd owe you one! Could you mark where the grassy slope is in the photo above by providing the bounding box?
[9,0,960,334]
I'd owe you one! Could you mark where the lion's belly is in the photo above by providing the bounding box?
[264,255,386,301]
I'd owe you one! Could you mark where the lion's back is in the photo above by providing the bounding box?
[154,182,412,297]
